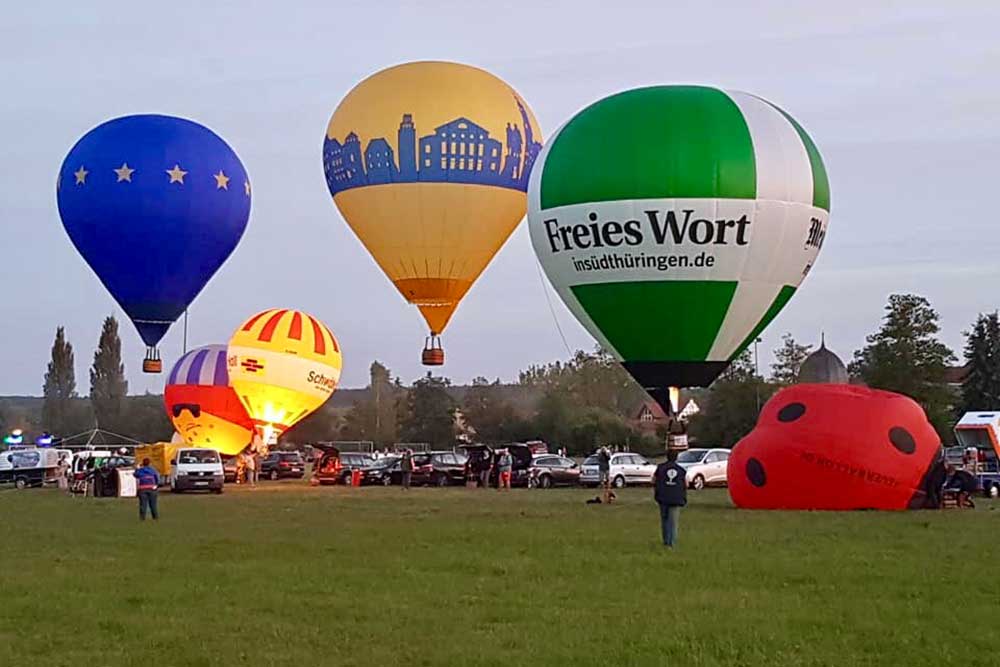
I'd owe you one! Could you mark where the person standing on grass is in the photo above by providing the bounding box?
[133,458,160,521]
[497,449,513,490]
[57,454,70,493]
[653,450,687,547]
[245,449,258,487]
[597,446,611,501]
[400,449,413,490]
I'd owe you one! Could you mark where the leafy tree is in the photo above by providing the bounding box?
[849,294,956,436]
[369,361,399,445]
[335,361,400,445]
[89,316,128,430]
[399,374,456,448]
[771,333,812,386]
[519,346,646,416]
[531,389,573,451]
[461,377,523,444]
[42,326,77,435]
[117,394,173,441]
[567,407,635,454]
[688,350,775,448]
[959,312,1000,412]
[283,403,342,444]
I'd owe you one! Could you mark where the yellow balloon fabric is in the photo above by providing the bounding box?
[323,61,542,335]
[227,309,342,441]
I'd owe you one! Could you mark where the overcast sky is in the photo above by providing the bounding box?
[2,1,998,395]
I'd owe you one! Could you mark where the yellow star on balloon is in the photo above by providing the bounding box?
[244,180,251,196]
[114,163,135,182]
[166,164,188,184]
[213,170,230,190]
[74,166,88,185]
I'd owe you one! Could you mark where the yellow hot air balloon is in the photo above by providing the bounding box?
[323,61,542,364]
[227,309,342,445]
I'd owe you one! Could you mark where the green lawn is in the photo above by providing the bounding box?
[1,482,998,666]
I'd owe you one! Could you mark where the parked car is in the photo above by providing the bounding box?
[580,452,656,488]
[352,456,401,486]
[676,448,730,490]
[527,454,580,488]
[168,448,224,494]
[222,456,238,483]
[390,451,467,487]
[313,445,343,485]
[260,451,306,480]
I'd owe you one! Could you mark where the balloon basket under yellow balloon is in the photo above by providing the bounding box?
[422,335,444,366]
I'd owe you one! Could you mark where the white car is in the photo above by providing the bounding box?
[676,448,730,490]
[580,452,657,488]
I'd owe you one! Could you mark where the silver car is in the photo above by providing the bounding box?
[676,448,731,490]
[580,452,657,488]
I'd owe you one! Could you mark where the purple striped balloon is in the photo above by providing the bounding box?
[167,344,230,387]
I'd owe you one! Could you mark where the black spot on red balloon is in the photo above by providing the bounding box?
[889,426,916,454]
[747,458,767,487]
[777,402,806,422]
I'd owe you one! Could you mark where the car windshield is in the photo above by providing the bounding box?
[583,456,598,465]
[279,453,302,462]
[677,450,707,463]
[179,450,219,464]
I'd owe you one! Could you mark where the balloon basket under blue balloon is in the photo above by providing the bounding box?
[143,348,163,374]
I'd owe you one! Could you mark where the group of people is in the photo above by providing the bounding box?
[465,448,515,490]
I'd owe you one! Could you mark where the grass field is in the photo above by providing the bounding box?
[2,482,999,667]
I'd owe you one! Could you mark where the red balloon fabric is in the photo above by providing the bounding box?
[728,384,941,510]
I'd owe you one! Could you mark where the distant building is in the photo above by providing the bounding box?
[944,363,970,388]
[631,396,699,434]
[798,335,849,384]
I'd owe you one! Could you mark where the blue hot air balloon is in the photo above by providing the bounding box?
[57,115,251,372]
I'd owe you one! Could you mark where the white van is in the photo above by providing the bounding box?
[169,448,224,494]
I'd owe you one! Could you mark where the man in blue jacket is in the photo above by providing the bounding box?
[653,450,687,547]
[133,458,160,521]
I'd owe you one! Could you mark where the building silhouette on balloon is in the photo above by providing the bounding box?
[323,99,541,195]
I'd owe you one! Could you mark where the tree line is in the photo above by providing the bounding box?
[26,316,173,442]
[8,292,1000,452]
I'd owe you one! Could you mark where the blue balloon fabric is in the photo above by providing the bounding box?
[57,115,251,348]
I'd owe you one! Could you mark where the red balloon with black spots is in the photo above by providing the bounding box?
[728,384,942,510]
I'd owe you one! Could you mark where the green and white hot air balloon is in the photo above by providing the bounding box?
[528,85,830,414]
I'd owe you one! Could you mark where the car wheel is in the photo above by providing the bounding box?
[989,484,1000,499]
[14,477,27,490]
[433,472,448,487]
[212,488,223,495]
[381,475,392,487]
[539,474,553,489]
[269,470,279,481]
[612,475,626,489]
[692,474,705,491]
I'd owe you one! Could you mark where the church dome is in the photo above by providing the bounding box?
[798,336,848,384]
